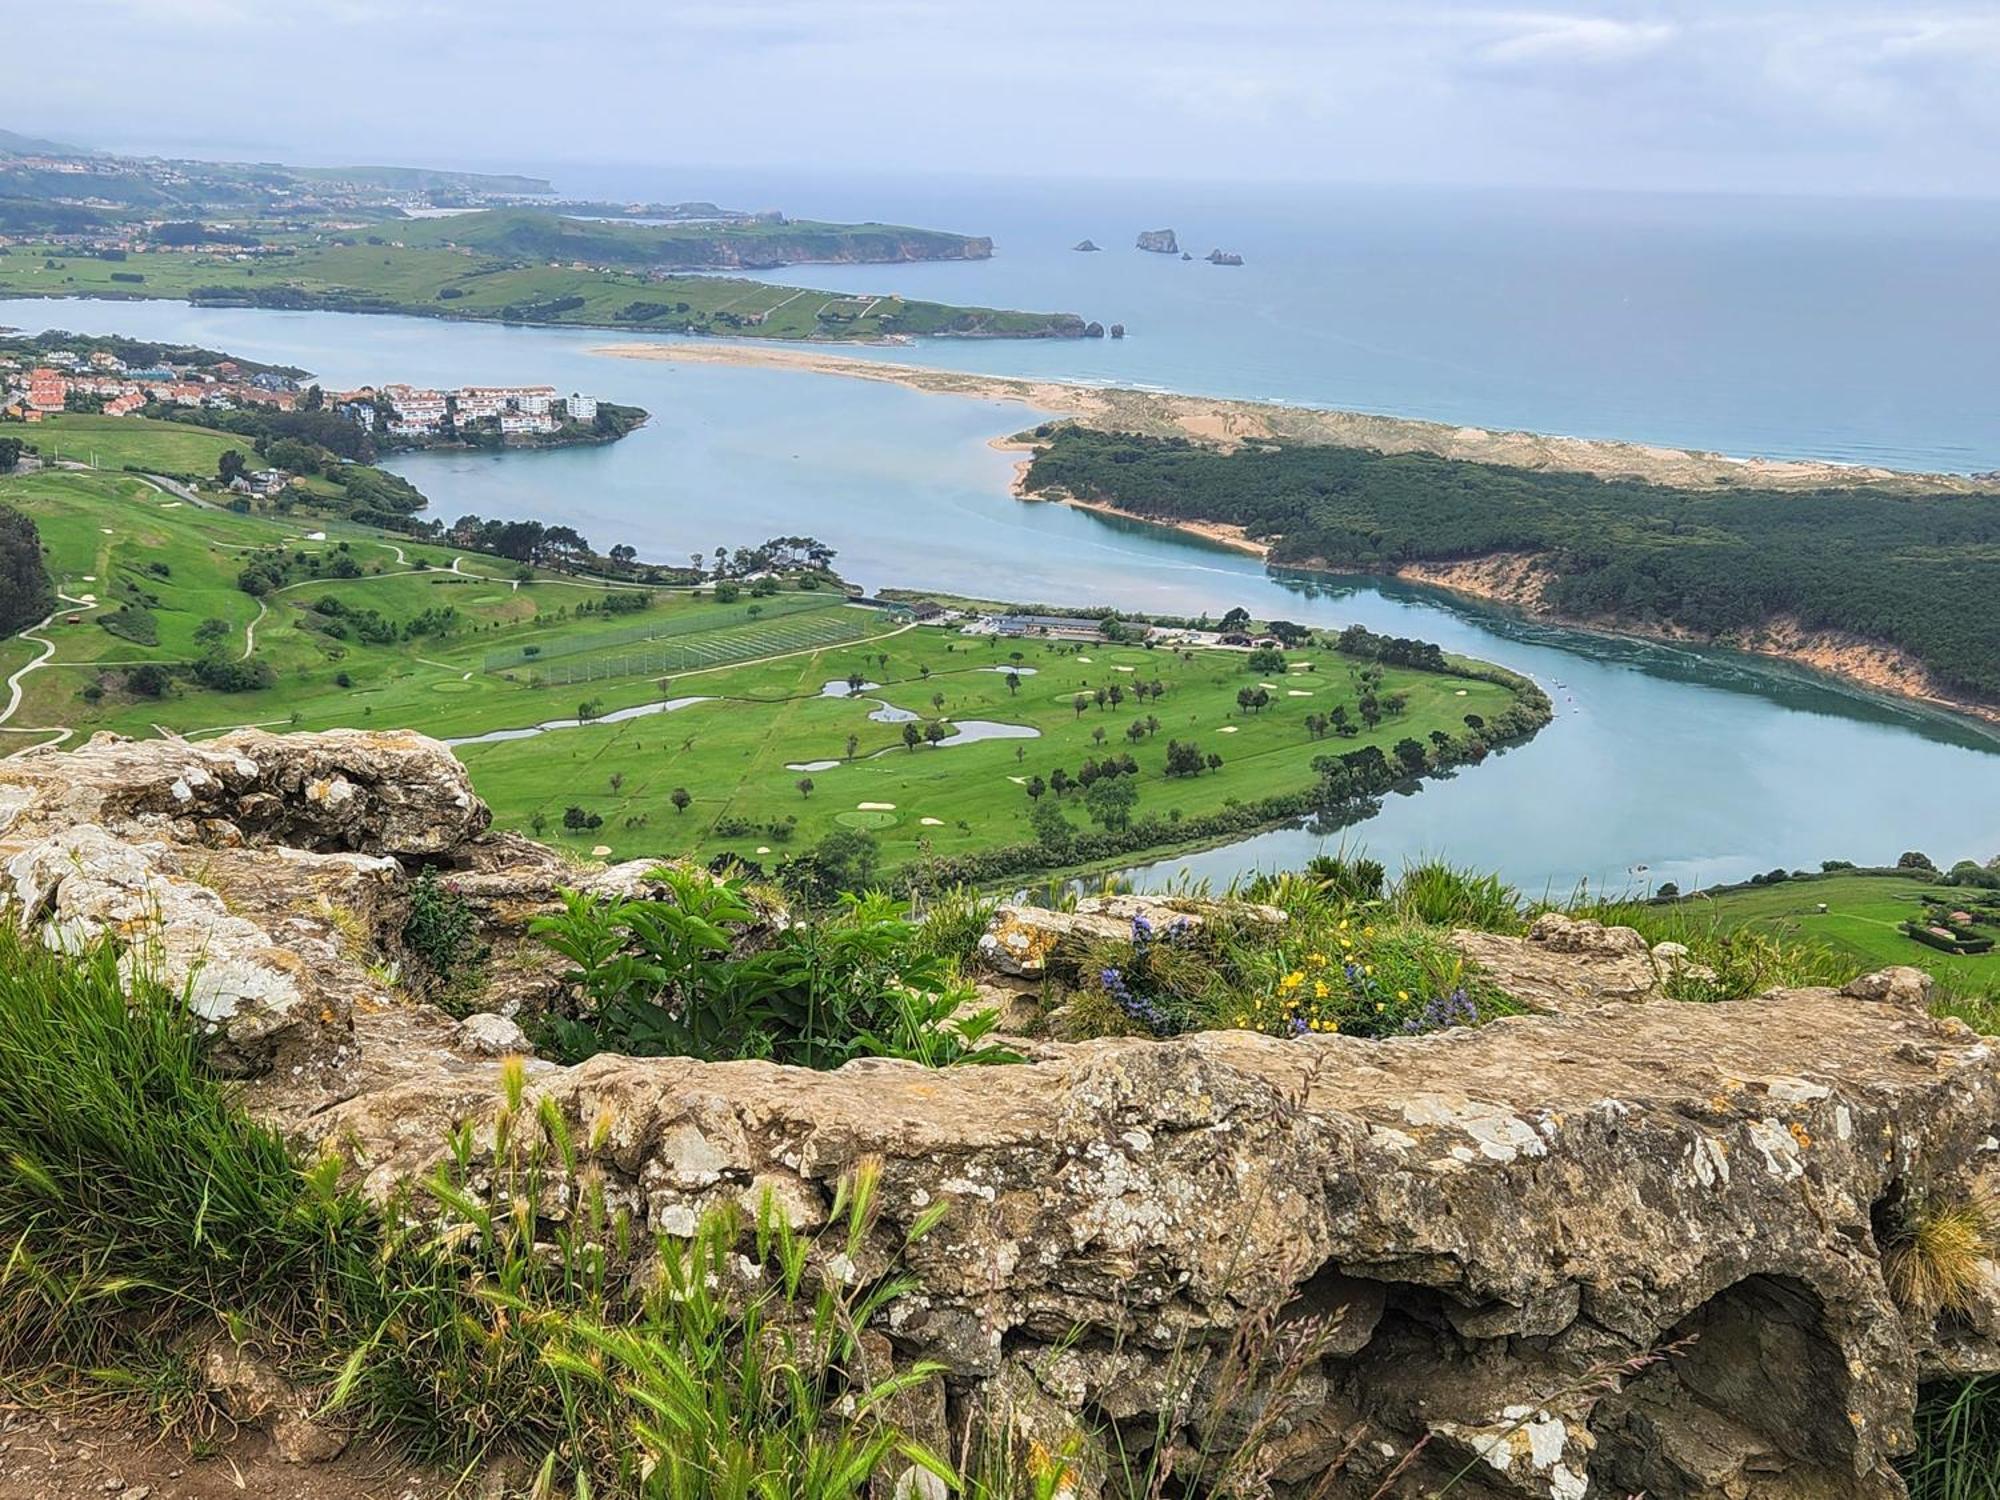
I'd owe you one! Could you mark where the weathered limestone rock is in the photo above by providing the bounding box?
[454,1011,532,1056]
[0,727,484,854]
[299,979,2000,1498]
[976,893,1282,980]
[0,825,369,1076]
[200,1339,349,1465]
[1450,911,1665,1013]
[4,729,1995,1497]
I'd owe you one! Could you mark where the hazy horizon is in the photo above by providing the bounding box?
[15,2,2000,201]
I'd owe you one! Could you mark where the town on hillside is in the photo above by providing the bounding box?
[0,345,606,441]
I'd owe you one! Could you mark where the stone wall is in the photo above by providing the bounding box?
[3,730,1996,1498]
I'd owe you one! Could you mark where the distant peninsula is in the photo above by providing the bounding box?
[589,341,2000,729]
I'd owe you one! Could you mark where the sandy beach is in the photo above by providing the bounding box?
[591,341,1998,495]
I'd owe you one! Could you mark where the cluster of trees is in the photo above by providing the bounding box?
[237,543,367,597]
[308,595,458,644]
[1332,624,1451,672]
[1027,429,2000,703]
[0,505,53,637]
[697,536,838,579]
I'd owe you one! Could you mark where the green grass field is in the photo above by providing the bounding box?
[454,633,1517,871]
[21,413,247,476]
[0,239,1076,341]
[1669,873,1998,994]
[2,466,1522,877]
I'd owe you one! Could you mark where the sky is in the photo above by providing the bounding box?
[11,1,2000,198]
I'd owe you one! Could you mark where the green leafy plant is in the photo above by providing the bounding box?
[400,865,487,1009]
[530,869,1017,1067]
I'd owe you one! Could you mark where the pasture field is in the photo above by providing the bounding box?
[1669,873,1998,994]
[17,413,249,477]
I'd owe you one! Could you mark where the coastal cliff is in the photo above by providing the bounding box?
[1,728,1996,1496]
[1392,553,2000,731]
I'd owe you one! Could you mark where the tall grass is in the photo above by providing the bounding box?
[0,925,959,1493]
[0,929,361,1373]
[1907,1377,2000,1500]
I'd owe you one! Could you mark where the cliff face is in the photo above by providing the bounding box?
[3,729,1996,1498]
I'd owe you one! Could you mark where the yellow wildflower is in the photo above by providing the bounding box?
[1396,990,1409,1002]
[1314,980,1330,999]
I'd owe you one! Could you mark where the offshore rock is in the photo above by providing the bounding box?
[1135,228,1179,254]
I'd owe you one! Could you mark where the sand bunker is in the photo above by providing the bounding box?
[1218,725,1239,733]
[1288,689,1313,697]
[920,817,944,826]
[857,801,896,811]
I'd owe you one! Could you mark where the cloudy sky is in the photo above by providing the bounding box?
[12,1,2000,197]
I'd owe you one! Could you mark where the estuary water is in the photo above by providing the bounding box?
[5,180,1996,898]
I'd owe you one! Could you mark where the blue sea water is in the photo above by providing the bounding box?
[2,174,1995,893]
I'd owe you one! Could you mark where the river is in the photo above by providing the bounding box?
[4,261,1996,895]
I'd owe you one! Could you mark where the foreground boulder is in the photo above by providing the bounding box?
[1,729,1995,1496]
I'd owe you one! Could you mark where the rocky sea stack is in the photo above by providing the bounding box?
[1074,238,1101,252]
[1,727,1995,1496]
[1207,248,1245,265]
[1136,228,1179,254]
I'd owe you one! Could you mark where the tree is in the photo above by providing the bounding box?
[1205,752,1224,773]
[301,383,324,411]
[1108,683,1125,709]
[797,777,815,799]
[1394,737,1428,773]
[1247,646,1286,674]
[845,733,860,760]
[1657,882,1680,899]
[1073,694,1090,719]
[1049,767,1074,796]
[670,787,692,815]
[0,437,22,474]
[714,581,741,603]
[931,691,946,714]
[1005,671,1020,695]
[1025,775,1046,802]
[903,722,922,752]
[217,449,247,486]
[1898,850,1937,872]
[1145,714,1160,737]
[1084,775,1138,831]
[1463,713,1485,731]
[1092,726,1106,746]
[924,721,949,747]
[847,671,866,694]
[790,828,879,898]
[609,771,625,793]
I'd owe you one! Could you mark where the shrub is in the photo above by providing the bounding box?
[400,866,487,1008]
[530,869,1016,1069]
